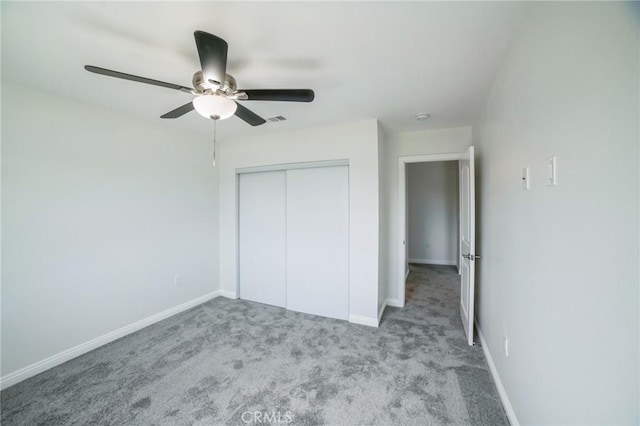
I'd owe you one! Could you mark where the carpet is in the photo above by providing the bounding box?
[1,264,508,425]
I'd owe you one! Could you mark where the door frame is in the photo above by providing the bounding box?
[397,152,464,307]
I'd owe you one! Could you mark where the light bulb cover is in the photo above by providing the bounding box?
[192,95,237,120]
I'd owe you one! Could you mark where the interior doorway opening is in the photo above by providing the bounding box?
[397,149,477,346]
[406,160,460,273]
[397,152,464,308]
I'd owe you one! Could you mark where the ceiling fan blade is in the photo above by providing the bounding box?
[240,89,315,102]
[194,31,228,88]
[234,102,266,126]
[160,102,195,119]
[84,65,192,92]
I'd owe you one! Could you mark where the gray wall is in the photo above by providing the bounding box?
[1,83,219,377]
[407,161,458,265]
[474,2,639,424]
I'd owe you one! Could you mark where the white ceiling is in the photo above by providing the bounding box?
[2,1,524,140]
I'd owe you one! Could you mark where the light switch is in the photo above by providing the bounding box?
[522,167,530,190]
[547,156,557,186]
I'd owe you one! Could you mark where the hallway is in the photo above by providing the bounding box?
[381,263,507,425]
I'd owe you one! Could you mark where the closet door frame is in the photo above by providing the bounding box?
[234,159,349,304]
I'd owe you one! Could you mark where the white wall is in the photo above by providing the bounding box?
[1,83,219,378]
[218,119,380,322]
[380,127,471,305]
[378,124,389,315]
[407,161,458,265]
[474,2,639,424]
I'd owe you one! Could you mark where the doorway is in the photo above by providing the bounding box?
[397,149,477,345]
[406,160,460,271]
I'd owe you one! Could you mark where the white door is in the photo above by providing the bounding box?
[460,146,476,346]
[238,171,287,307]
[286,166,349,320]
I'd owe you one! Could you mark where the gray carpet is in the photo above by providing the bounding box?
[1,264,508,425]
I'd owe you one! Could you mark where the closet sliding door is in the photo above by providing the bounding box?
[286,166,349,320]
[238,171,287,307]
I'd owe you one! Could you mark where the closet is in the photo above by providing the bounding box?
[238,164,349,320]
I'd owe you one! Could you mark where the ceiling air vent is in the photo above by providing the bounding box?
[266,116,287,123]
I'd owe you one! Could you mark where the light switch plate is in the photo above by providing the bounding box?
[547,156,557,186]
[522,167,530,190]
[504,335,509,357]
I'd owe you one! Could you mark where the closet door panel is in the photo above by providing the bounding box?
[238,171,287,307]
[286,166,349,320]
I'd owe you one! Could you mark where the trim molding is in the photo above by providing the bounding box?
[408,258,457,266]
[378,296,408,323]
[385,298,404,308]
[0,291,221,390]
[475,320,520,426]
[236,159,349,174]
[348,314,379,328]
[377,300,388,323]
[219,289,238,299]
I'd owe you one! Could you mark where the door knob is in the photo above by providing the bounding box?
[462,254,481,261]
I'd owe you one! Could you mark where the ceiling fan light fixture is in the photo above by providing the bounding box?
[193,94,237,120]
[85,31,313,127]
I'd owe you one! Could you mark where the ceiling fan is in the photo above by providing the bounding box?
[85,31,315,126]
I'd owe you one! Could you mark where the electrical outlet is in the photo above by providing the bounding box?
[174,274,182,286]
[503,335,509,357]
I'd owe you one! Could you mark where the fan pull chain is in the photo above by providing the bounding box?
[211,115,220,167]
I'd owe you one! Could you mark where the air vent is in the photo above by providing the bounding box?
[267,116,287,123]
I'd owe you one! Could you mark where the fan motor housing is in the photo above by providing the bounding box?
[193,71,236,95]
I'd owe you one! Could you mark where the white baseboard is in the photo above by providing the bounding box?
[475,319,519,426]
[378,297,408,323]
[385,298,404,308]
[408,258,457,266]
[219,289,238,299]
[348,314,379,328]
[377,300,387,323]
[0,291,221,390]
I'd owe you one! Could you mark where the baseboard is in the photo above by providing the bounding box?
[0,291,221,390]
[219,289,238,299]
[348,314,379,328]
[377,300,387,323]
[385,298,404,308]
[408,258,457,266]
[475,319,520,426]
[378,296,408,322]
